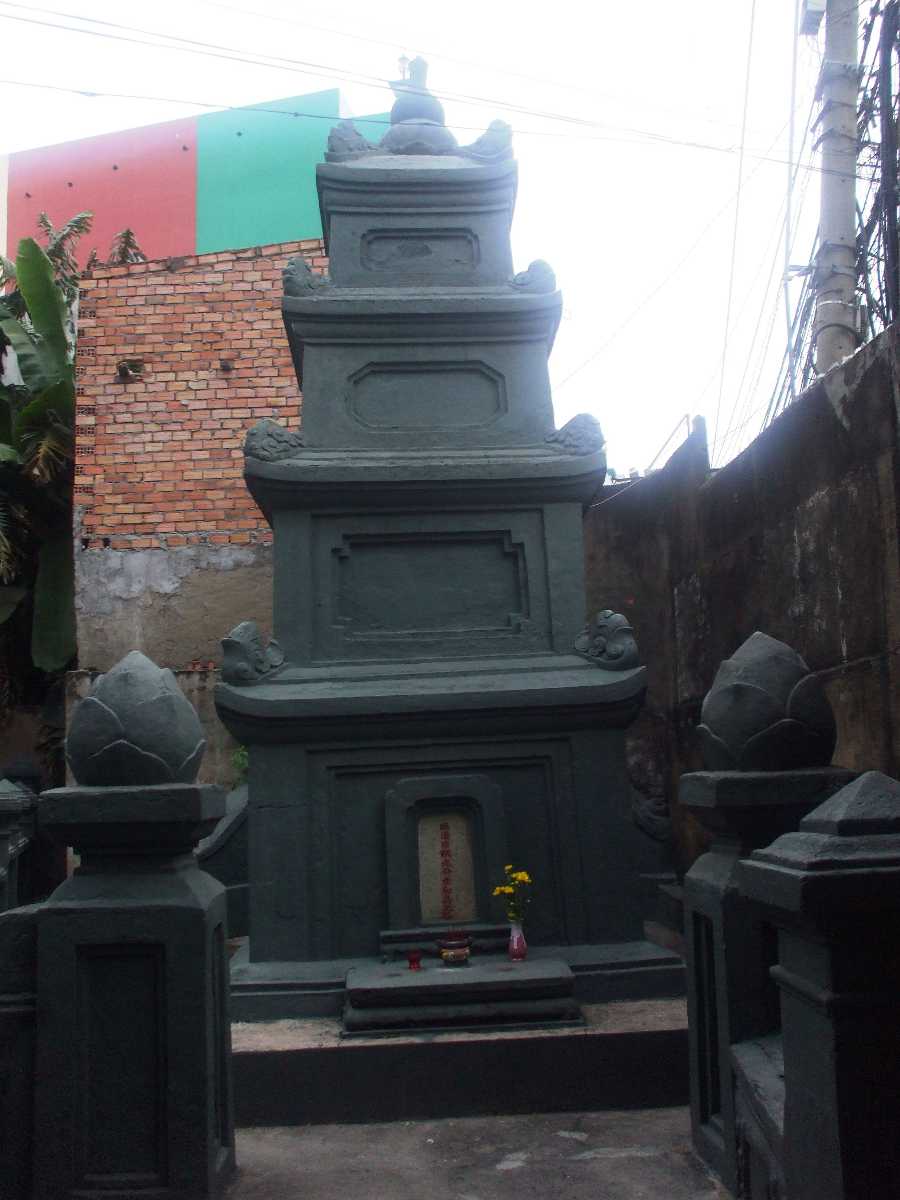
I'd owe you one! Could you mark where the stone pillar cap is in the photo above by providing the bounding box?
[697,632,836,772]
[39,783,225,856]
[679,767,855,844]
[67,651,206,787]
[738,771,900,918]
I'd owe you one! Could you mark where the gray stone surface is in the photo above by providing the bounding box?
[346,957,574,1005]
[0,779,34,913]
[243,418,304,461]
[737,770,900,1197]
[682,637,852,1194]
[67,649,205,785]
[697,631,836,771]
[574,609,640,669]
[0,903,38,1200]
[730,1034,786,1200]
[34,651,235,1197]
[216,66,657,971]
[221,621,284,687]
[229,941,683,1022]
[226,1108,725,1200]
[197,783,250,936]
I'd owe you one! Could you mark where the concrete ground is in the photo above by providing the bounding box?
[228,1107,728,1199]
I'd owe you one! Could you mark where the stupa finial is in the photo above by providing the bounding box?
[380,55,458,154]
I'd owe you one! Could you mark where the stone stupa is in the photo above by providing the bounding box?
[216,61,663,1009]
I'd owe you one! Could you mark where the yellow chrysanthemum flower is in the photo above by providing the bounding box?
[512,871,532,884]
[504,864,513,872]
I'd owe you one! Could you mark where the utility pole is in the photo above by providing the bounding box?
[811,0,860,373]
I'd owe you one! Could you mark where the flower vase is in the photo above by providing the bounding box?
[508,920,527,961]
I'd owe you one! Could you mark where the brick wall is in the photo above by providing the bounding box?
[75,237,325,549]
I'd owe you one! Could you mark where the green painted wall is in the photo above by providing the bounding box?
[196,89,341,253]
[352,113,391,143]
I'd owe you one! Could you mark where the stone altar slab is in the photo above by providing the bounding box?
[343,956,580,1033]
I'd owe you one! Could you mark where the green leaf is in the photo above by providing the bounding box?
[14,377,75,443]
[0,315,58,395]
[0,584,26,624]
[0,445,22,464]
[0,381,30,429]
[15,238,69,369]
[0,386,13,445]
[31,534,75,671]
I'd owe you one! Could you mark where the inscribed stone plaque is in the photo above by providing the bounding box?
[417,811,476,924]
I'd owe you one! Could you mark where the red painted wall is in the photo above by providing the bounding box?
[6,118,197,262]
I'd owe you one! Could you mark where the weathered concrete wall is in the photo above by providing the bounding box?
[70,240,325,772]
[73,237,323,679]
[75,540,272,672]
[584,329,900,871]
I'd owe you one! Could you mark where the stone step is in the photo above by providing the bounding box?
[343,956,579,1033]
[230,939,685,1021]
[232,998,689,1126]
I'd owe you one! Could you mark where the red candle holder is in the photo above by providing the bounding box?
[406,949,423,971]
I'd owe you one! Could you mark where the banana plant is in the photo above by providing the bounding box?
[0,234,78,672]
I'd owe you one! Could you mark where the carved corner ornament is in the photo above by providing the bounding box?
[243,418,304,463]
[546,412,606,457]
[221,622,285,687]
[283,256,330,296]
[510,259,556,293]
[459,119,514,162]
[325,119,376,162]
[574,609,640,670]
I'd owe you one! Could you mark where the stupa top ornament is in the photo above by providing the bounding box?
[325,56,513,162]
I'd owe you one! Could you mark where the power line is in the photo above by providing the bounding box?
[711,0,757,463]
[0,5,881,182]
[783,0,801,409]
[0,75,794,159]
[717,149,817,461]
[714,63,820,462]
[553,119,804,396]
[196,0,768,138]
[2,0,765,139]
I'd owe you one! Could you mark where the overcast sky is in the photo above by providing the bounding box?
[0,0,827,471]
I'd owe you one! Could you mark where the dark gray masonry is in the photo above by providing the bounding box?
[682,632,854,1192]
[34,652,235,1198]
[216,62,661,967]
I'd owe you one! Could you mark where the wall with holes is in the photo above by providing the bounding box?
[73,238,324,675]
[3,89,392,261]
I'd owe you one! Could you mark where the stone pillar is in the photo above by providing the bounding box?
[682,632,852,1191]
[0,903,38,1200]
[739,771,900,1199]
[33,652,235,1199]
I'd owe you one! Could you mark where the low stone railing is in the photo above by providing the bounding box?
[683,632,900,1198]
[0,777,37,914]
